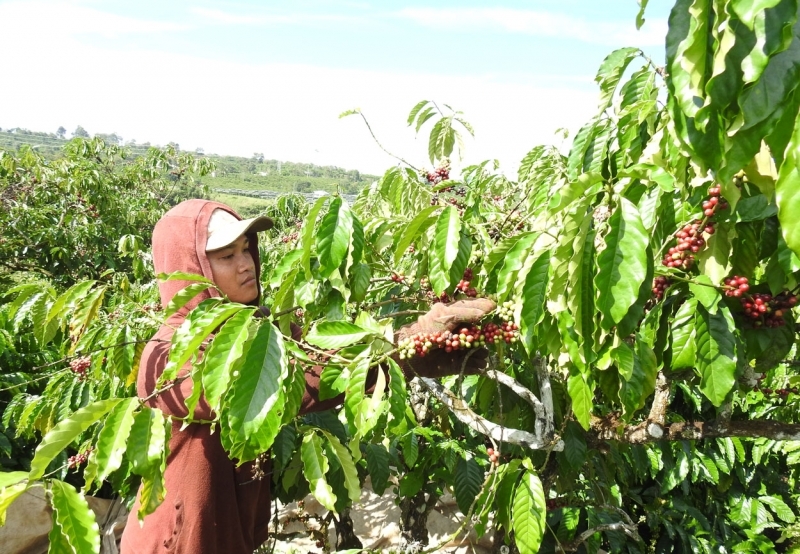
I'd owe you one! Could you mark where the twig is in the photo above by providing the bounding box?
[354,111,419,171]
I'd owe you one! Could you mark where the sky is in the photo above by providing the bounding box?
[0,1,672,175]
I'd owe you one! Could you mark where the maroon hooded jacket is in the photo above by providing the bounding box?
[120,199,338,554]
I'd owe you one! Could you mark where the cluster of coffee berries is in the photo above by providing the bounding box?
[425,160,451,184]
[69,356,91,380]
[294,220,303,230]
[652,276,672,301]
[662,220,715,270]
[398,325,485,358]
[391,272,407,283]
[546,498,568,511]
[496,300,516,322]
[702,185,728,217]
[481,321,519,344]
[487,447,501,466]
[723,275,750,297]
[455,268,478,296]
[398,317,520,360]
[738,290,797,328]
[419,276,430,290]
[142,302,163,313]
[281,232,299,244]
[407,244,416,254]
[754,380,799,397]
[67,447,93,469]
[294,309,304,319]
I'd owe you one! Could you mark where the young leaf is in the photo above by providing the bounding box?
[49,480,101,554]
[512,469,546,554]
[568,370,593,431]
[29,398,123,481]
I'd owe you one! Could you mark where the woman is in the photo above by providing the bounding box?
[120,199,494,553]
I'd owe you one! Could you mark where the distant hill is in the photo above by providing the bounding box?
[0,127,380,197]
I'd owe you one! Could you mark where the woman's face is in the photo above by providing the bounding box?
[207,234,259,304]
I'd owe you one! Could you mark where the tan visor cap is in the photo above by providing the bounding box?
[206,209,274,251]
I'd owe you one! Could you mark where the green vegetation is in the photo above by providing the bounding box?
[3,2,800,552]
[0,129,377,202]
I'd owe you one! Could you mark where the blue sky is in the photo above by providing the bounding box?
[0,1,672,174]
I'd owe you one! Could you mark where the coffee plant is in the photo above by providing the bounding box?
[3,1,800,552]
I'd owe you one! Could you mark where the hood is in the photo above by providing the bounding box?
[151,199,263,319]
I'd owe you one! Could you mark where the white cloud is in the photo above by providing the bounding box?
[396,7,667,47]
[189,6,358,26]
[0,1,185,38]
[0,1,602,176]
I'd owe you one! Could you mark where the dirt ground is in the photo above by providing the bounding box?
[270,479,495,553]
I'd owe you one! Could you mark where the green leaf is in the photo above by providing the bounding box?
[196,308,255,414]
[689,275,722,311]
[759,494,796,523]
[128,408,168,477]
[636,0,650,29]
[430,206,462,294]
[42,280,96,345]
[163,282,217,317]
[269,249,303,289]
[448,233,473,293]
[512,469,546,554]
[302,195,329,277]
[671,298,698,369]
[596,47,641,113]
[86,397,138,488]
[568,370,593,431]
[595,198,650,329]
[223,321,288,461]
[667,0,711,120]
[695,304,738,406]
[453,456,483,514]
[0,481,28,526]
[29,398,122,481]
[393,206,439,264]
[386,358,407,430]
[160,299,246,384]
[157,271,216,286]
[563,421,587,470]
[697,223,732,284]
[496,233,539,303]
[567,119,598,180]
[519,251,550,354]
[365,443,391,495]
[306,321,373,349]
[49,480,101,554]
[301,431,336,512]
[318,429,360,504]
[317,197,354,278]
[407,100,430,125]
[349,263,372,304]
[776,108,800,258]
[69,286,105,342]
